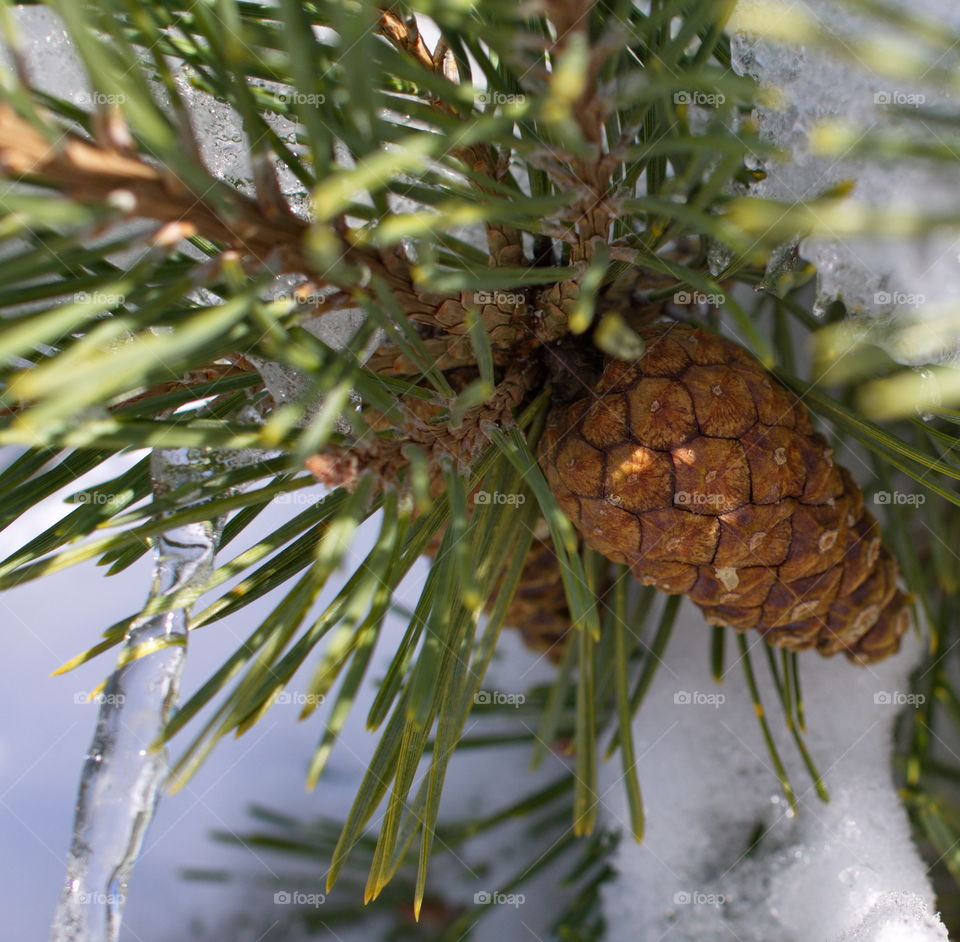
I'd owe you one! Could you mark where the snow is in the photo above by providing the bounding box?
[837,893,948,942]
[599,611,944,941]
[0,5,86,100]
[729,0,960,370]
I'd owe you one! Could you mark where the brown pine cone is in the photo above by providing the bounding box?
[538,320,911,664]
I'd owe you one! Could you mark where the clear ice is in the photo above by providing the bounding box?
[51,450,226,942]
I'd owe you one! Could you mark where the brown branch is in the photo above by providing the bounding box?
[109,359,261,411]
[0,105,480,346]
[377,8,528,271]
[0,106,313,272]
[379,10,438,76]
[0,105,446,314]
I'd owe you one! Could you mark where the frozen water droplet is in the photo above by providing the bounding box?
[912,366,942,419]
[759,240,802,295]
[839,866,860,887]
[708,241,733,277]
[841,817,862,840]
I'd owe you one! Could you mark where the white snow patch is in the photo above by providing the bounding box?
[599,602,944,941]
[731,0,960,368]
[836,892,947,942]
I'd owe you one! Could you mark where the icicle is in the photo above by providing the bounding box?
[51,448,226,942]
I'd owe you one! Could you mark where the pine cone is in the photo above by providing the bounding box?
[538,320,911,664]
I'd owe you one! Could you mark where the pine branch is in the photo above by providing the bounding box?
[6,0,960,923]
